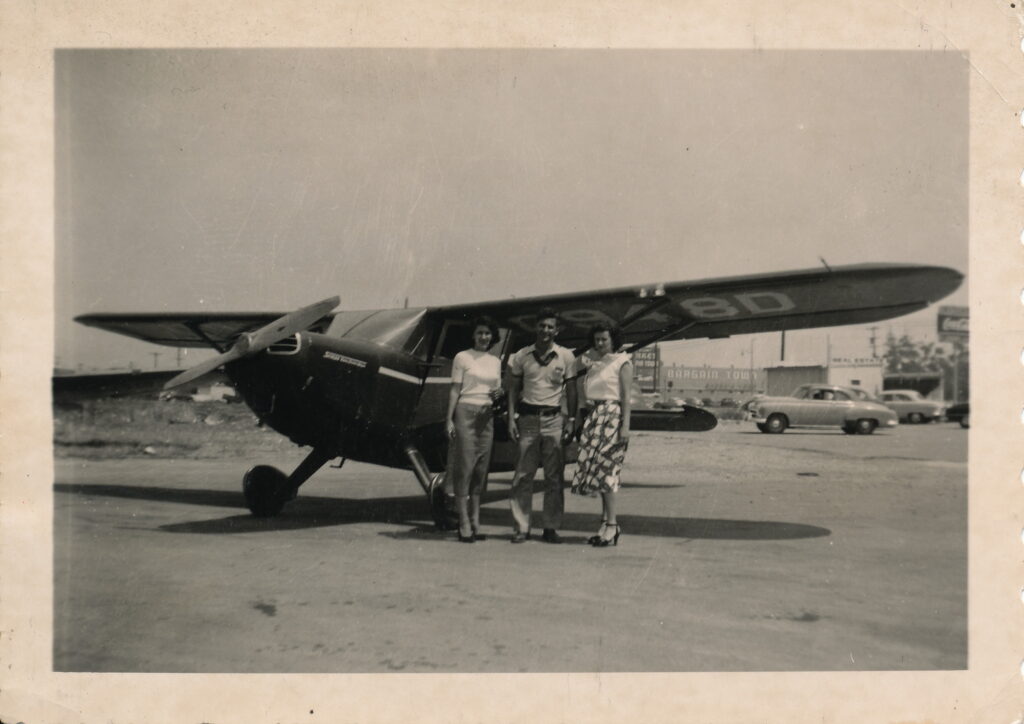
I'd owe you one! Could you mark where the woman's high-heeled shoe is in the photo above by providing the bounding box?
[591,523,620,548]
[587,520,607,545]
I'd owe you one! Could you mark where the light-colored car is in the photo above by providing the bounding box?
[748,383,898,435]
[878,389,946,424]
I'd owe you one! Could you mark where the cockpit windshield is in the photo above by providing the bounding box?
[326,308,430,357]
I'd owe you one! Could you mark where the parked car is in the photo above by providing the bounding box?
[719,398,739,408]
[945,401,969,428]
[747,383,898,435]
[878,389,946,424]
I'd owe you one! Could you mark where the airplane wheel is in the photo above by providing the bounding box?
[854,418,877,435]
[908,412,923,424]
[764,414,788,434]
[428,472,459,531]
[243,465,289,517]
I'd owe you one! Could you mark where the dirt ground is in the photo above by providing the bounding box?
[52,402,967,673]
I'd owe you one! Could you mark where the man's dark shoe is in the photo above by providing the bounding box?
[510,532,530,544]
[541,529,563,544]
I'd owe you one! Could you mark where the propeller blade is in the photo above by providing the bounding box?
[246,296,340,352]
[163,348,243,390]
[161,296,340,391]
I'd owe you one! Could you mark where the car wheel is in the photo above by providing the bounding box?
[855,418,877,435]
[756,422,768,433]
[842,423,857,434]
[959,414,969,429]
[907,412,923,424]
[764,413,788,434]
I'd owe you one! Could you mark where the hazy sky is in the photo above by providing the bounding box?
[55,49,968,370]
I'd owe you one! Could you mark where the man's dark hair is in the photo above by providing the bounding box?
[534,307,560,326]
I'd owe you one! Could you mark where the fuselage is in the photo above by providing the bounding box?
[226,321,520,473]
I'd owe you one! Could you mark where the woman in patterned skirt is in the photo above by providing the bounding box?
[571,323,632,547]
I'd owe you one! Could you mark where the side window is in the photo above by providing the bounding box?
[833,391,850,402]
[436,322,473,360]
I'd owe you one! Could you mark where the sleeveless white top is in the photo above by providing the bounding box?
[577,351,631,403]
[451,349,501,406]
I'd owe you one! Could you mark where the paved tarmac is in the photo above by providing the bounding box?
[53,422,967,672]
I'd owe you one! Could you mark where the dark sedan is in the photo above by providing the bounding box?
[945,402,969,428]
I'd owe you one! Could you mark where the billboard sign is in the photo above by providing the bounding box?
[937,305,968,342]
[632,346,660,393]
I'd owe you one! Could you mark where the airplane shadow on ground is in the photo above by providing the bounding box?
[54,481,830,541]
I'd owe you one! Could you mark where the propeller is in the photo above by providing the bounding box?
[163,296,341,391]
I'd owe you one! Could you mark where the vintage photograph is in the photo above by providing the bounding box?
[51,49,970,675]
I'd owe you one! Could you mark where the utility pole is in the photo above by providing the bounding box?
[749,338,755,395]
[780,331,786,361]
[867,326,878,358]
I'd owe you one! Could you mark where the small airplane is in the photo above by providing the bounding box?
[75,262,962,526]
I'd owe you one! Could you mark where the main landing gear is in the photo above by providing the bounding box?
[243,447,334,517]
[403,444,458,531]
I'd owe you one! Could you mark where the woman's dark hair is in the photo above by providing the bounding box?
[470,316,501,349]
[588,322,624,351]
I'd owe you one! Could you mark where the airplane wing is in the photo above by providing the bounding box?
[73,312,333,349]
[75,263,961,353]
[425,263,963,350]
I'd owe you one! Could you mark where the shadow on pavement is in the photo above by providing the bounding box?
[55,481,830,540]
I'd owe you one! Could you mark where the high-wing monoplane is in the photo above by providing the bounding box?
[75,263,962,526]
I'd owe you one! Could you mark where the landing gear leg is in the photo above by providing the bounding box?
[403,444,458,530]
[243,447,334,517]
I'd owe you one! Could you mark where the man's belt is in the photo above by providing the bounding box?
[518,403,561,417]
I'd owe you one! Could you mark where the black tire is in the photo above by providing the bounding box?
[764,413,788,434]
[907,412,924,424]
[756,423,768,433]
[842,423,857,434]
[959,414,969,429]
[243,465,289,517]
[428,472,459,530]
[854,418,877,435]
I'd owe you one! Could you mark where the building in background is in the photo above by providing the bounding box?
[827,355,884,395]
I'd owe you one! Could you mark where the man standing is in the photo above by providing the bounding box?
[507,308,578,544]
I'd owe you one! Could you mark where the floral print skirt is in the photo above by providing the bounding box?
[571,400,628,497]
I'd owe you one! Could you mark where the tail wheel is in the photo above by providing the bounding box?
[908,412,924,424]
[855,418,877,435]
[243,465,290,517]
[428,472,459,531]
[764,413,788,434]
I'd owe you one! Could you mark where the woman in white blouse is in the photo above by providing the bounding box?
[571,323,632,547]
[446,316,503,543]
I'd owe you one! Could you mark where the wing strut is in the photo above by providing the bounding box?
[623,320,699,353]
